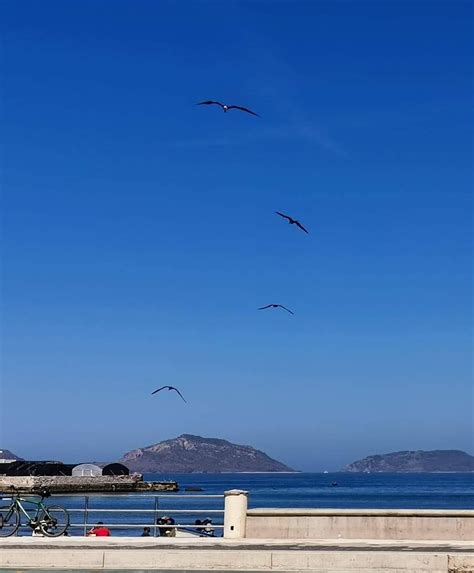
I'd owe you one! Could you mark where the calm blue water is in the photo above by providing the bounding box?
[12,473,474,537]
[149,472,474,510]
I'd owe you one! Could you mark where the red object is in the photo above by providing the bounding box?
[90,526,111,536]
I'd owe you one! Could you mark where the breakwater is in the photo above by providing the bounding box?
[0,475,178,493]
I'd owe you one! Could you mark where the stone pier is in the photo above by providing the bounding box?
[0,475,178,493]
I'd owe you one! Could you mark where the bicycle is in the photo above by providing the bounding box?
[0,486,70,537]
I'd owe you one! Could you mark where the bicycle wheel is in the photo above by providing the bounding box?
[39,505,70,537]
[0,506,20,537]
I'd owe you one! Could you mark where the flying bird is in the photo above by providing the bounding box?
[275,211,309,234]
[197,100,259,117]
[258,304,294,315]
[151,386,187,402]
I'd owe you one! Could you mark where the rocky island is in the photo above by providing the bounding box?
[120,434,295,473]
[343,449,474,473]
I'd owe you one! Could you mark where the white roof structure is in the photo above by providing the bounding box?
[71,463,103,477]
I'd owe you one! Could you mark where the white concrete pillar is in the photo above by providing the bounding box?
[224,489,248,538]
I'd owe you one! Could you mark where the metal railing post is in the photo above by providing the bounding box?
[83,496,89,536]
[153,496,159,537]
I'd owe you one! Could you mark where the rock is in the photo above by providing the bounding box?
[120,434,295,473]
[343,450,474,473]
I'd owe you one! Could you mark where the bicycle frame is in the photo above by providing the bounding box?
[9,495,47,526]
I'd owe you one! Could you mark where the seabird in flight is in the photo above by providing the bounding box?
[258,304,294,315]
[151,386,187,402]
[275,211,309,234]
[197,101,259,117]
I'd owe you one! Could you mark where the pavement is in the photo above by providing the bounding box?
[1,536,474,552]
[1,537,473,571]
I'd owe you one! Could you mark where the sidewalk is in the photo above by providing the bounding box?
[1,536,473,571]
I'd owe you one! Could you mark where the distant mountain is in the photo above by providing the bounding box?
[0,449,23,462]
[343,450,474,473]
[120,434,295,473]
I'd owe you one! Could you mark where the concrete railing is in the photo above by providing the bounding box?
[224,489,248,538]
[221,491,474,541]
[244,507,474,541]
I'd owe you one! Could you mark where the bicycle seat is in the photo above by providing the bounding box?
[34,489,51,498]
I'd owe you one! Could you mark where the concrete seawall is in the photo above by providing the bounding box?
[246,508,474,541]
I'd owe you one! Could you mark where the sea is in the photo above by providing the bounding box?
[19,472,473,537]
[149,472,474,510]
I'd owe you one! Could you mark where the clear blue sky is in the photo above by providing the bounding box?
[1,0,472,471]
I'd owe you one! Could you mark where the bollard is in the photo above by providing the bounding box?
[224,489,248,538]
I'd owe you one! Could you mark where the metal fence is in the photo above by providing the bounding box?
[62,493,225,537]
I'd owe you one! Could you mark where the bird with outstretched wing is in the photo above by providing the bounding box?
[225,105,259,117]
[197,101,259,117]
[151,386,187,402]
[258,304,294,315]
[275,211,309,234]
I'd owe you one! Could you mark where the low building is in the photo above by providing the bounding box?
[3,460,74,476]
[102,462,129,476]
[71,463,103,477]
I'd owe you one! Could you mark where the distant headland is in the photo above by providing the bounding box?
[4,444,473,475]
[343,450,474,473]
[120,434,296,473]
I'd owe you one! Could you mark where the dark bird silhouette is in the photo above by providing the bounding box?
[275,211,309,234]
[258,304,294,315]
[151,386,187,402]
[197,101,259,117]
